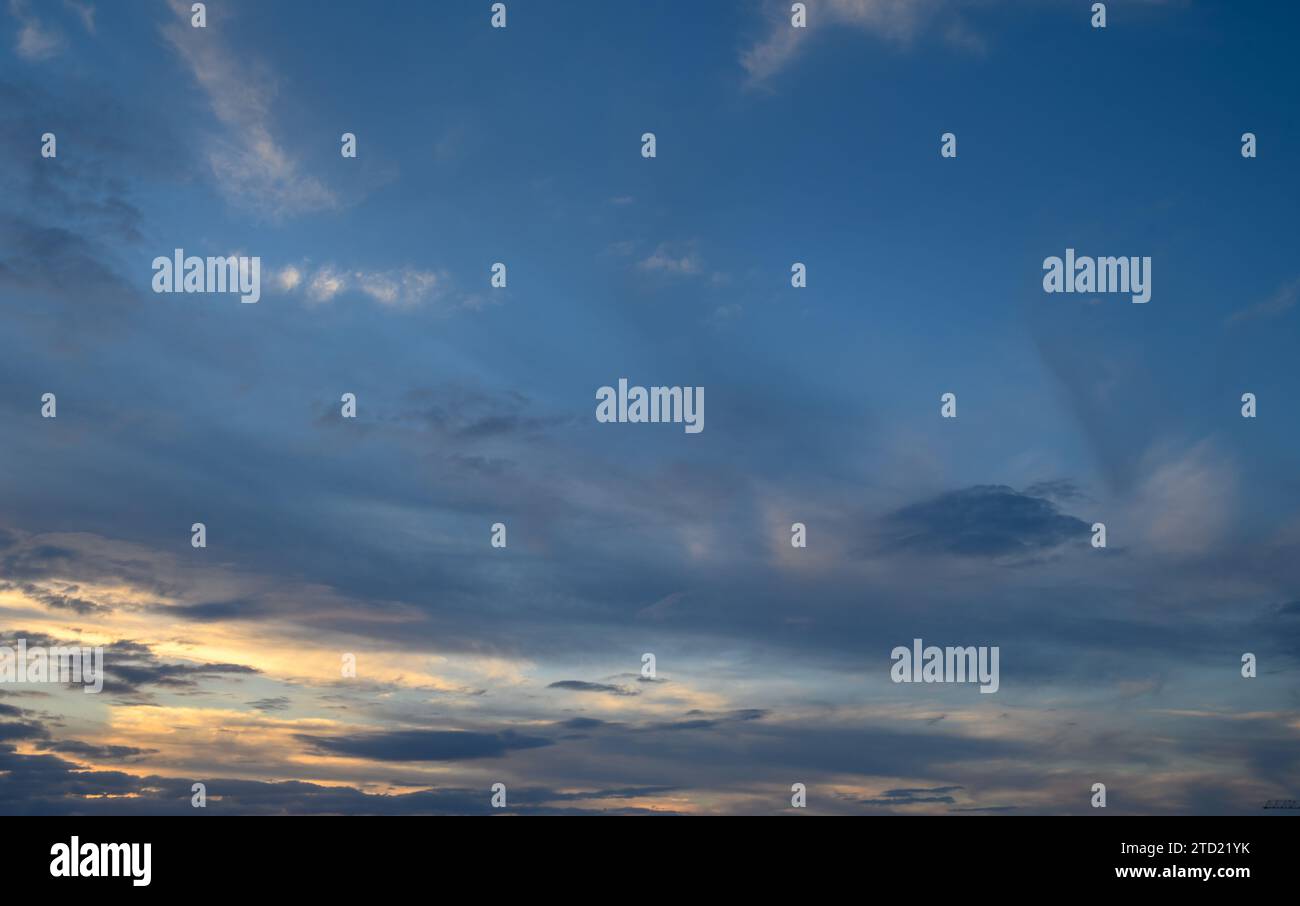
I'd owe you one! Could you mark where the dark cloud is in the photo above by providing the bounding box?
[34,740,158,762]
[0,534,181,603]
[547,680,638,696]
[150,599,276,622]
[0,720,48,743]
[856,785,964,807]
[882,484,1091,557]
[0,580,106,614]
[542,785,678,801]
[558,717,609,731]
[1022,479,1089,504]
[0,78,190,340]
[1,630,258,699]
[295,729,553,762]
[648,709,767,732]
[0,214,141,317]
[246,696,291,713]
[103,660,258,697]
[0,743,672,815]
[395,385,574,440]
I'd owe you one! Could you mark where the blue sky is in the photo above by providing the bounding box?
[0,0,1297,815]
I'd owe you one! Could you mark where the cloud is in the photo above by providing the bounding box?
[0,580,107,615]
[274,263,450,309]
[64,0,94,33]
[648,709,768,732]
[9,0,64,60]
[389,384,572,440]
[356,268,442,308]
[547,680,639,697]
[629,240,734,287]
[160,0,336,219]
[0,630,261,699]
[152,599,275,622]
[246,696,291,713]
[0,741,679,814]
[64,1,94,32]
[274,265,303,293]
[558,717,609,731]
[0,78,189,342]
[638,243,704,276]
[99,657,259,698]
[741,0,974,82]
[0,0,1295,822]
[35,740,157,762]
[0,720,47,742]
[1022,479,1089,504]
[432,124,471,162]
[1126,441,1237,556]
[307,265,347,303]
[0,215,142,326]
[295,729,553,762]
[741,0,1184,82]
[1227,276,1300,325]
[857,784,964,806]
[882,484,1091,557]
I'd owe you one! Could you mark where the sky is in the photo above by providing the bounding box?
[0,0,1297,815]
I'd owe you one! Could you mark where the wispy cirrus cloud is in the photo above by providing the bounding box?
[1227,276,1300,325]
[64,0,94,32]
[160,0,336,220]
[739,0,1012,83]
